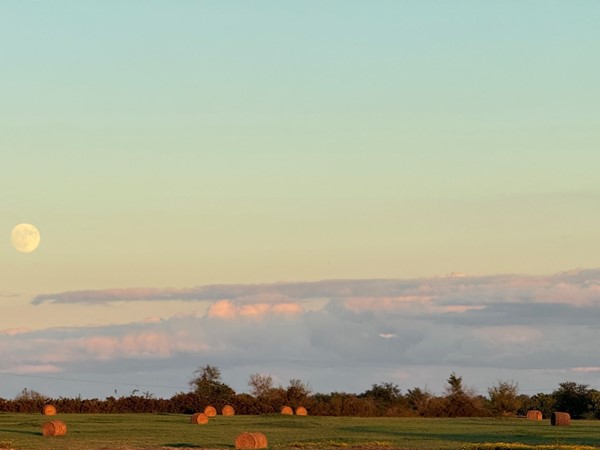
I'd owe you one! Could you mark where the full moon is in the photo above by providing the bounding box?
[11,223,41,253]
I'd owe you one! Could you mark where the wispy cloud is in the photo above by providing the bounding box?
[32,269,600,307]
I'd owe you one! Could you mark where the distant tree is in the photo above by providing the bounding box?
[488,380,521,416]
[527,392,556,418]
[360,382,407,415]
[444,372,481,417]
[286,379,311,407]
[406,387,432,416]
[248,373,274,397]
[360,382,402,403]
[14,388,48,402]
[589,389,600,419]
[553,382,593,419]
[189,365,235,407]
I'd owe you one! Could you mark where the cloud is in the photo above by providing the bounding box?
[0,327,32,336]
[8,268,600,399]
[571,367,600,373]
[207,300,303,319]
[4,364,64,374]
[31,269,600,308]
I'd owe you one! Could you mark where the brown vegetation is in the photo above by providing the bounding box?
[222,404,235,416]
[551,411,571,426]
[526,410,542,420]
[42,420,67,436]
[42,404,56,415]
[190,412,209,424]
[235,432,268,449]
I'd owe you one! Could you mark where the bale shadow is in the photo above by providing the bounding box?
[163,443,202,448]
[0,427,42,436]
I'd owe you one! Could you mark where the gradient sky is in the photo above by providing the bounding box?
[1,1,600,399]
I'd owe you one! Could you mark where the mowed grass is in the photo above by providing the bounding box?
[2,414,600,450]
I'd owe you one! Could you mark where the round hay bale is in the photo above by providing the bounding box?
[222,405,235,416]
[204,405,217,416]
[551,412,571,426]
[42,404,57,416]
[235,432,268,449]
[42,420,67,437]
[526,410,542,420]
[295,406,308,416]
[191,412,209,424]
[280,405,293,415]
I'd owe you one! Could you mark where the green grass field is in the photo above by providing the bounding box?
[1,414,600,450]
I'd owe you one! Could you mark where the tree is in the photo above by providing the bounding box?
[189,365,235,407]
[286,379,311,407]
[14,388,48,402]
[488,380,520,416]
[360,382,406,415]
[553,382,592,419]
[406,387,432,416]
[527,392,555,418]
[446,373,465,396]
[248,373,274,397]
[444,372,481,417]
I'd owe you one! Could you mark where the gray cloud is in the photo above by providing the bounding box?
[31,268,600,307]
[7,269,600,398]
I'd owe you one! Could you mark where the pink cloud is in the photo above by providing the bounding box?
[239,303,271,317]
[80,336,120,360]
[80,331,210,360]
[207,300,303,319]
[8,364,63,374]
[436,305,487,313]
[572,367,600,373]
[121,333,171,357]
[272,303,304,314]
[208,300,237,318]
[0,327,32,336]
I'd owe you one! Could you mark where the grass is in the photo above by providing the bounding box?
[1,414,600,450]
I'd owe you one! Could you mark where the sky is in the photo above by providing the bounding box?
[1,1,600,399]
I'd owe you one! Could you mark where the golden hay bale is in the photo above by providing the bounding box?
[526,410,542,420]
[280,405,293,415]
[235,432,268,449]
[204,405,217,416]
[551,412,571,426]
[222,405,235,416]
[42,420,67,436]
[295,406,308,416]
[191,412,209,424]
[42,404,57,416]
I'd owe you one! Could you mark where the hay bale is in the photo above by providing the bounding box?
[280,405,293,415]
[42,404,57,416]
[295,406,308,416]
[191,412,209,424]
[204,405,217,416]
[526,410,542,420]
[235,432,268,449]
[551,412,571,426]
[222,405,235,416]
[42,420,67,436]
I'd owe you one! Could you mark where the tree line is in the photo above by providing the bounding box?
[1,366,599,419]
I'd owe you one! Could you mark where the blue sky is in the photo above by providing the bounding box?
[1,1,600,399]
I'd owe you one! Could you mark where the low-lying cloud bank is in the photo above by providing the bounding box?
[31,268,600,306]
[3,269,600,398]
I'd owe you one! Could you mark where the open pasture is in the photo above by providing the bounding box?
[1,414,600,450]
